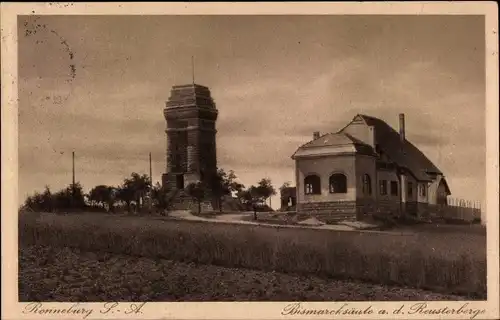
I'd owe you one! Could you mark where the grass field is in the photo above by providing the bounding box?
[19,245,468,301]
[18,211,487,299]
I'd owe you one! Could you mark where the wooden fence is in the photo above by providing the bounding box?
[428,197,482,222]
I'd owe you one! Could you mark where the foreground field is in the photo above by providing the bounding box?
[19,212,487,299]
[19,245,467,301]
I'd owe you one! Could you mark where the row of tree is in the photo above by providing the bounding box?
[21,168,279,219]
[187,171,277,219]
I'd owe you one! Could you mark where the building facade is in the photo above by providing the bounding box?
[280,186,297,211]
[162,84,219,191]
[291,114,451,220]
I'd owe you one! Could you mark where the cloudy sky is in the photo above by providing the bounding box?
[18,15,485,209]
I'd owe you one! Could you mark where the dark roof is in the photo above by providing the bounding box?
[293,132,377,158]
[348,114,442,181]
[300,132,356,148]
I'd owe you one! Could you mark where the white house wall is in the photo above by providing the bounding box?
[355,154,377,201]
[296,154,356,203]
[427,174,445,205]
[342,119,375,148]
[417,181,429,203]
[376,169,400,202]
[405,173,418,203]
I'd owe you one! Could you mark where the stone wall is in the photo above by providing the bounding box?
[162,173,178,190]
[166,130,188,173]
[355,198,377,216]
[163,84,219,190]
[298,198,407,222]
[169,191,214,212]
[297,200,357,221]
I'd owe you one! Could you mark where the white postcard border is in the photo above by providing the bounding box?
[1,2,498,320]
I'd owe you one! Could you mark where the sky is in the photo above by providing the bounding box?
[18,15,485,210]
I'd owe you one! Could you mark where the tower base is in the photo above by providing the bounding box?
[162,172,201,190]
[162,172,215,212]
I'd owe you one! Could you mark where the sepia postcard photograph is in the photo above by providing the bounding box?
[1,2,499,320]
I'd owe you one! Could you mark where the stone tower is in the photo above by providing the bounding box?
[161,84,218,191]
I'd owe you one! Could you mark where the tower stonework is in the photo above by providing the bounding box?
[162,84,218,191]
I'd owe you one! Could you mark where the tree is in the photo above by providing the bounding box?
[209,168,234,212]
[129,173,151,210]
[55,189,72,210]
[52,182,86,211]
[22,194,36,211]
[208,168,246,212]
[185,181,206,214]
[40,186,53,211]
[89,185,116,211]
[238,186,264,220]
[226,170,245,196]
[23,186,52,212]
[151,182,172,215]
[117,173,151,213]
[21,182,91,213]
[116,185,135,212]
[256,178,277,208]
[68,182,86,210]
[25,182,86,212]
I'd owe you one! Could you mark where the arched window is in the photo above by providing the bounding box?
[304,175,321,195]
[329,173,347,193]
[362,174,372,195]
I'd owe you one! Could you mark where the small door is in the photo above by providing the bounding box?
[176,174,184,189]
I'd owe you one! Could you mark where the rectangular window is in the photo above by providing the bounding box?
[408,182,413,197]
[379,180,387,195]
[390,181,398,196]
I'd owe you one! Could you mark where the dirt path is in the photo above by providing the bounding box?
[167,210,409,234]
[19,245,467,302]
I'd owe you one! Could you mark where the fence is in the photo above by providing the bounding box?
[429,197,482,222]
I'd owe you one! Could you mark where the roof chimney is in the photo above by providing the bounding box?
[399,113,405,142]
[313,131,320,140]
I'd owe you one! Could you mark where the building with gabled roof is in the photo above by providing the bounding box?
[291,113,451,221]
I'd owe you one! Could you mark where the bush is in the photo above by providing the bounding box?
[23,184,87,213]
